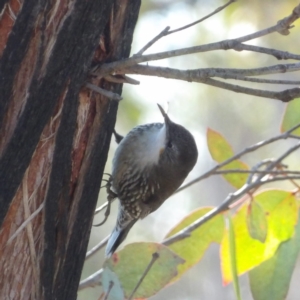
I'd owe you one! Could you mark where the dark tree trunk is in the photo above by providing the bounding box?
[0,0,141,299]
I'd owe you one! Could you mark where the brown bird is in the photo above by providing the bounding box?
[106,104,198,257]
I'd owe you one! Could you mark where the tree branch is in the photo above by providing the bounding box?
[164,142,300,245]
[85,83,123,101]
[91,4,300,77]
[85,235,109,260]
[78,269,103,290]
[135,0,237,55]
[177,122,300,193]
[122,64,300,101]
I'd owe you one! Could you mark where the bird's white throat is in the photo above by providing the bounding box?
[137,124,166,167]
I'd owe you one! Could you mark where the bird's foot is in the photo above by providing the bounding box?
[94,174,117,227]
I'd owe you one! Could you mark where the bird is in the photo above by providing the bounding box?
[105,104,198,257]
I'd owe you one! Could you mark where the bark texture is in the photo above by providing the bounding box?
[0,0,141,299]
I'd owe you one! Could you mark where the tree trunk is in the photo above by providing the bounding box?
[0,0,140,299]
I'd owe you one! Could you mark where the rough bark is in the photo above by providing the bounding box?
[0,0,141,299]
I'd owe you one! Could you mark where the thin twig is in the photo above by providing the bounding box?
[215,169,300,176]
[164,142,300,245]
[103,74,140,85]
[123,64,300,102]
[85,83,122,101]
[85,235,110,260]
[168,0,236,35]
[176,122,300,193]
[199,77,300,102]
[217,76,300,85]
[95,202,110,216]
[232,43,300,60]
[128,252,160,300]
[289,134,300,140]
[136,0,236,55]
[123,62,300,78]
[246,158,280,184]
[165,175,300,246]
[136,26,170,55]
[92,4,300,77]
[78,269,103,290]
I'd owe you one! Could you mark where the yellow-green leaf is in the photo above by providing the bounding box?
[246,200,268,242]
[227,214,242,300]
[281,98,300,136]
[207,128,249,188]
[249,211,300,300]
[207,128,234,159]
[221,190,298,284]
[165,207,224,283]
[256,190,298,244]
[103,242,184,299]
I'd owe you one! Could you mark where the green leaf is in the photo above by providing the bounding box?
[103,242,184,299]
[249,210,300,300]
[207,128,249,188]
[228,214,242,300]
[256,190,298,244]
[246,200,268,242]
[221,190,298,284]
[281,98,300,136]
[165,207,224,282]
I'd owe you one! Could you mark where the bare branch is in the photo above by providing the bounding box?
[85,83,123,101]
[85,235,110,260]
[164,142,300,245]
[135,26,170,55]
[103,74,140,85]
[166,0,236,36]
[125,62,300,78]
[131,0,237,55]
[177,122,300,193]
[219,76,300,85]
[200,78,300,102]
[92,4,300,77]
[78,269,103,290]
[215,169,300,176]
[123,64,300,101]
[94,201,110,216]
[208,63,300,79]
[234,43,300,60]
[166,176,300,246]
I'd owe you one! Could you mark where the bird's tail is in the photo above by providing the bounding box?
[105,219,137,257]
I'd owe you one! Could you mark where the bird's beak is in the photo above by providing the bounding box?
[157,104,171,125]
[157,104,171,154]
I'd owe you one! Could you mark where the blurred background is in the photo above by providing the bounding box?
[79,0,300,299]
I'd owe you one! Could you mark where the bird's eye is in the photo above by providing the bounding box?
[167,140,173,148]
